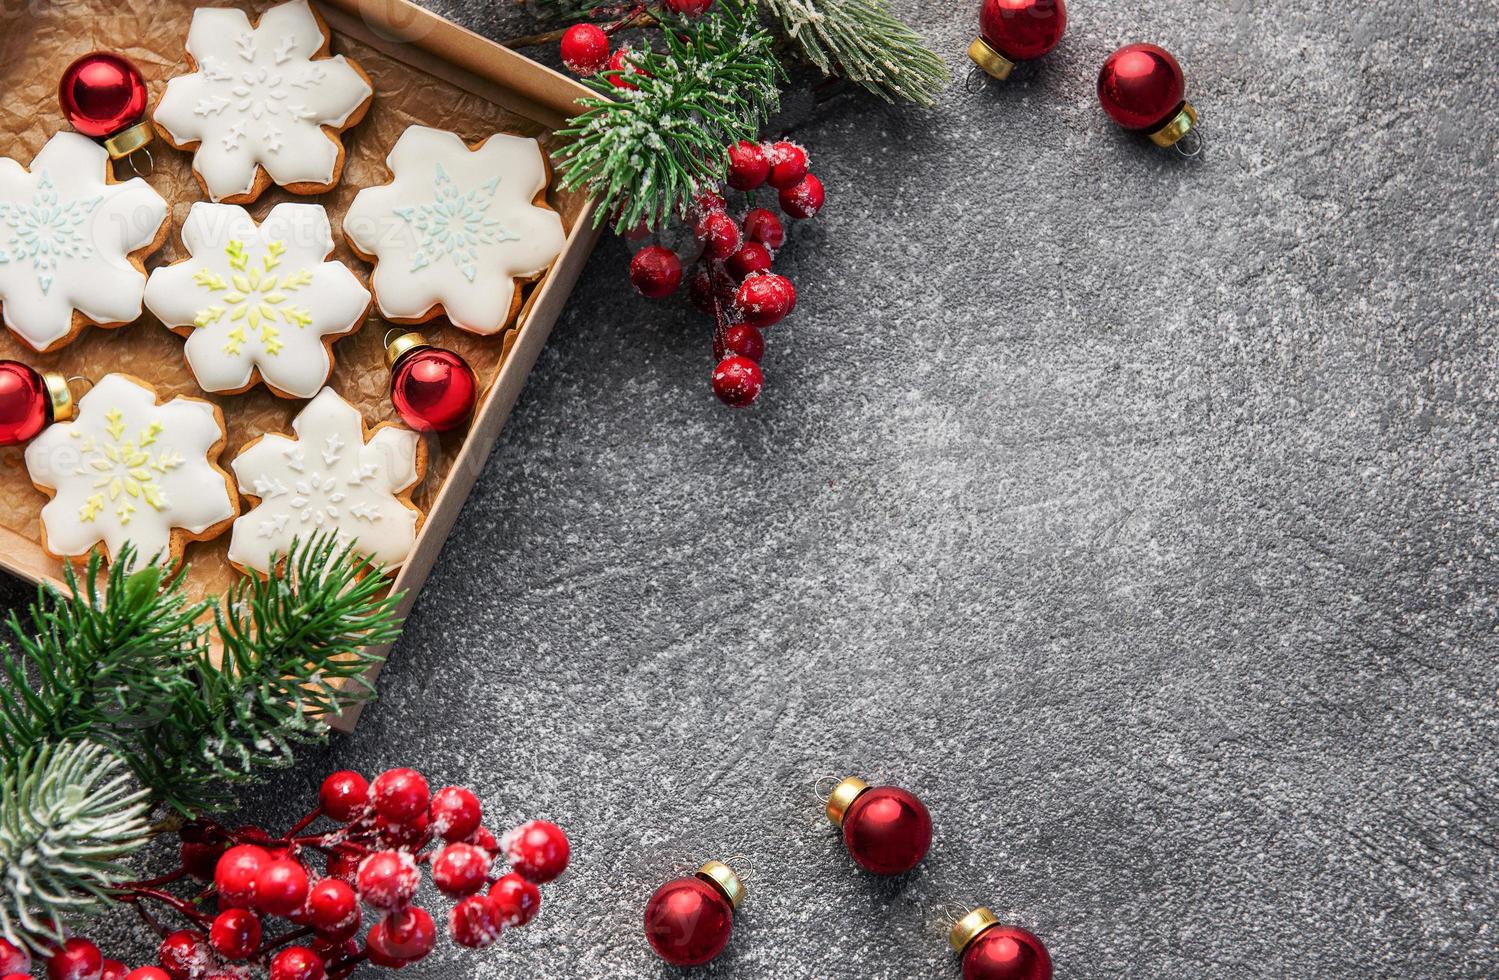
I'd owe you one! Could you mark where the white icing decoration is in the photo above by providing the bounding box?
[153,0,372,201]
[145,203,370,399]
[25,374,235,564]
[228,388,422,574]
[343,126,566,335]
[0,134,168,351]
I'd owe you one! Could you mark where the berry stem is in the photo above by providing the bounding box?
[123,867,189,889]
[325,948,369,979]
[283,803,325,839]
[130,898,170,939]
[250,925,314,960]
[119,886,214,926]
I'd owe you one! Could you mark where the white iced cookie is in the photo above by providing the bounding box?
[24,374,238,565]
[228,387,426,575]
[146,203,371,399]
[0,133,169,352]
[343,125,566,335]
[153,0,373,203]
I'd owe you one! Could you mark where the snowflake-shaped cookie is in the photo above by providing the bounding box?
[343,126,566,335]
[153,0,373,203]
[227,387,425,575]
[146,203,371,399]
[25,374,237,564]
[0,133,168,352]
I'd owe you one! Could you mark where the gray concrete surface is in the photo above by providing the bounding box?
[7,0,1499,976]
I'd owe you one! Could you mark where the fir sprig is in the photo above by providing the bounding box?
[0,742,151,955]
[755,0,949,106]
[554,0,784,232]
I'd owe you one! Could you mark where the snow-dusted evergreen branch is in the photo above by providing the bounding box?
[755,0,949,106]
[0,742,151,955]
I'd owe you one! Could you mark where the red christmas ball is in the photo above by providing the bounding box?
[711,355,764,408]
[45,939,102,980]
[963,925,1053,980]
[643,876,735,966]
[59,52,148,138]
[268,946,325,980]
[505,820,570,883]
[779,173,825,220]
[560,23,610,76]
[389,341,478,434]
[976,0,1067,64]
[1097,43,1186,131]
[305,879,358,935]
[726,140,770,190]
[830,779,931,875]
[215,844,271,909]
[630,245,684,299]
[0,360,54,447]
[356,850,420,910]
[379,906,436,961]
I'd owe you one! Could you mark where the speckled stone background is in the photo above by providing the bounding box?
[7,0,1499,976]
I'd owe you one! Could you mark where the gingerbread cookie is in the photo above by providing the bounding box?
[227,387,426,576]
[342,125,566,335]
[24,374,238,565]
[145,202,371,399]
[153,0,374,204]
[0,132,169,353]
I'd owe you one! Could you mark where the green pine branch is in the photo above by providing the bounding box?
[755,0,949,106]
[0,742,151,955]
[553,0,784,232]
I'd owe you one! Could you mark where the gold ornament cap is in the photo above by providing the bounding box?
[385,331,429,368]
[824,776,869,827]
[949,907,1000,953]
[967,37,1016,81]
[42,372,75,423]
[696,860,746,910]
[1149,101,1198,148]
[102,120,154,160]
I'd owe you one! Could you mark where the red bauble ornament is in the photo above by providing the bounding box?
[779,174,825,220]
[0,361,73,447]
[969,0,1067,79]
[826,777,932,875]
[1097,43,1198,150]
[380,906,436,961]
[560,23,610,76]
[630,245,684,298]
[950,910,1052,980]
[58,52,154,165]
[356,850,421,910]
[386,334,479,433]
[215,844,271,909]
[505,820,570,883]
[711,355,764,408]
[305,879,358,935]
[725,242,773,280]
[45,939,102,980]
[643,861,744,967]
[726,140,770,190]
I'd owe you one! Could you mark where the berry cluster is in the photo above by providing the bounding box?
[628,140,825,408]
[559,1,717,81]
[4,769,568,980]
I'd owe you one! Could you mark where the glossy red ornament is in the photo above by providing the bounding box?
[386,334,478,433]
[950,909,1052,980]
[643,861,744,967]
[58,53,154,162]
[970,0,1067,78]
[1097,43,1198,149]
[0,361,73,447]
[826,777,931,875]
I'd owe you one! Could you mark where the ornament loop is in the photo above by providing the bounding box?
[964,64,989,94]
[1173,128,1206,160]
[127,146,154,178]
[720,853,755,883]
[813,775,842,803]
[66,375,95,396]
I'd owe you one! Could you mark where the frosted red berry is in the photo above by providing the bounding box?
[766,141,808,189]
[254,858,310,916]
[694,188,727,215]
[375,809,430,849]
[466,826,500,856]
[0,939,29,974]
[721,323,765,363]
[712,356,765,407]
[695,211,742,261]
[209,909,262,960]
[324,846,361,884]
[356,850,420,910]
[630,246,684,299]
[45,939,102,980]
[449,895,503,949]
[124,969,171,980]
[371,768,429,823]
[100,961,128,980]
[505,820,571,883]
[379,906,437,962]
[606,48,648,90]
[305,878,358,935]
[742,208,785,249]
[665,0,713,14]
[432,842,491,897]
[735,273,796,327]
[429,786,483,841]
[688,269,732,316]
[268,947,325,980]
[319,772,369,823]
[560,23,610,76]
[779,173,825,220]
[726,140,770,190]
[725,242,773,280]
[215,844,271,909]
[157,931,207,980]
[489,872,542,927]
